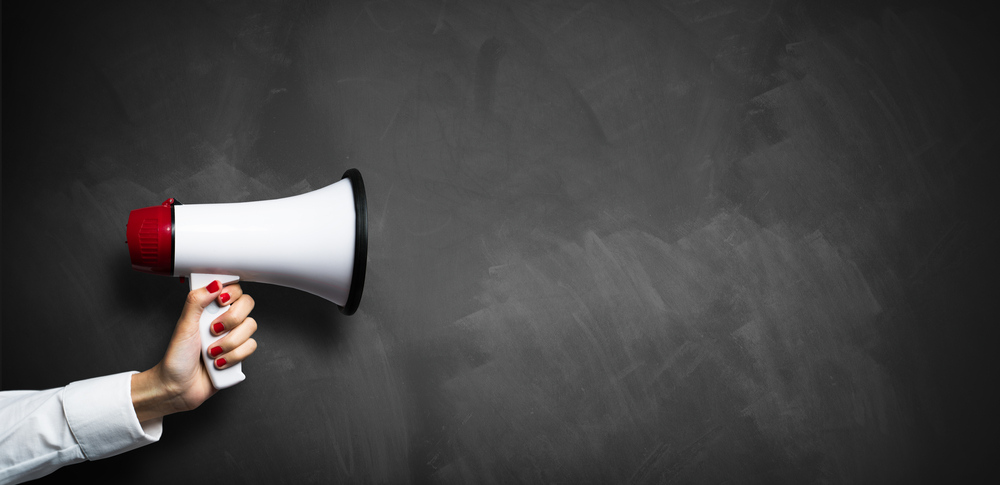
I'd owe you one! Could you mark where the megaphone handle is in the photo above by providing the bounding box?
[190,273,245,389]
[199,300,246,389]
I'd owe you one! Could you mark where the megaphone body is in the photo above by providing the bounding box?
[126,169,367,389]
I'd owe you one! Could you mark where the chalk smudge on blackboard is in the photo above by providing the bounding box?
[420,210,896,482]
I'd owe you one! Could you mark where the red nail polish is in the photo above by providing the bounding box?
[220,293,230,304]
[215,357,227,368]
[213,322,225,334]
[206,280,220,293]
[210,346,223,357]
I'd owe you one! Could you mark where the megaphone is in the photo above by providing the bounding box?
[126,168,368,389]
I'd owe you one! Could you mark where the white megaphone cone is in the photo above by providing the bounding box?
[126,169,368,389]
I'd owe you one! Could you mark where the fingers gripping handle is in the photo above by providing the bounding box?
[190,273,245,389]
[199,300,245,389]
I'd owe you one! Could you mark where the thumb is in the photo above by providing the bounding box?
[176,280,223,334]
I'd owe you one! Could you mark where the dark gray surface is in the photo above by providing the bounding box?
[2,0,996,483]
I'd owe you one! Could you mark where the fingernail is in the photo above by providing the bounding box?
[206,280,220,293]
[210,346,223,357]
[215,357,227,368]
[220,293,231,304]
[213,322,225,334]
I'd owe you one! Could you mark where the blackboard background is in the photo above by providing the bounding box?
[2,0,997,483]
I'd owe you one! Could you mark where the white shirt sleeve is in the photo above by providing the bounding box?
[0,372,162,484]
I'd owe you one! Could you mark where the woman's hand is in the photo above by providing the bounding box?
[130,282,258,422]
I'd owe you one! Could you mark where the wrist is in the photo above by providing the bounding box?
[131,364,184,422]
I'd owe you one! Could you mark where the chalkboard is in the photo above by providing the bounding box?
[3,0,996,483]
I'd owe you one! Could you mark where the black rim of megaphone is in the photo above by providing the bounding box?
[340,168,367,315]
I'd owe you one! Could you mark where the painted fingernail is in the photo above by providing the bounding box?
[215,357,227,368]
[206,280,220,293]
[210,346,223,357]
[220,293,231,304]
[213,322,225,334]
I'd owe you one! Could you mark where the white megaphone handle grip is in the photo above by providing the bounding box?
[190,273,244,389]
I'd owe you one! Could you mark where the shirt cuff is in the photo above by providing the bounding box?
[63,372,163,461]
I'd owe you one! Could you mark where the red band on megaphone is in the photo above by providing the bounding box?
[126,198,176,275]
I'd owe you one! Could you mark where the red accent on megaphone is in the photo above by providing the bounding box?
[126,198,176,275]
